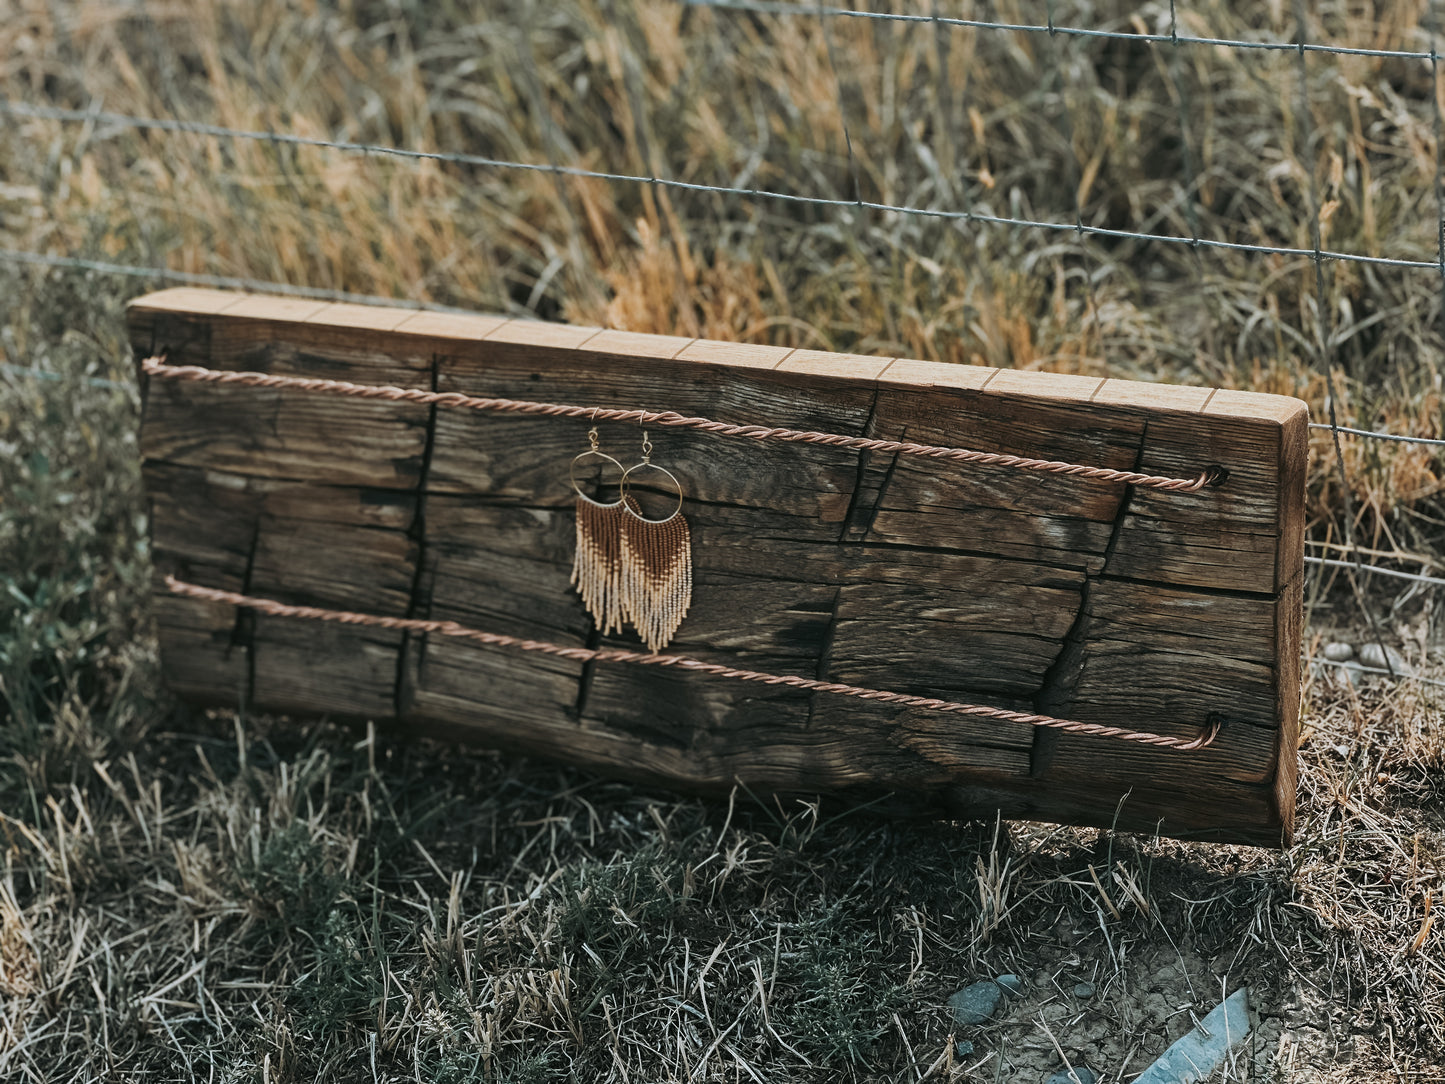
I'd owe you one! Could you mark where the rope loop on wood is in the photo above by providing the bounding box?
[164,576,1222,751]
[140,357,1221,493]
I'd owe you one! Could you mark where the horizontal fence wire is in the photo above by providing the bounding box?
[685,0,1440,61]
[1306,656,1445,689]
[0,361,126,391]
[1,100,1440,272]
[1307,422,1445,447]
[1305,556,1445,588]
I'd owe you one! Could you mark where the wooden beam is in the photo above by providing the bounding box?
[129,287,1307,846]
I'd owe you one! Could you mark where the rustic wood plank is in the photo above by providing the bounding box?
[145,460,420,726]
[222,296,330,323]
[585,329,695,359]
[150,591,248,703]
[778,349,896,381]
[1092,377,1215,412]
[676,339,797,369]
[486,319,603,350]
[878,357,996,390]
[984,369,1107,401]
[392,311,510,340]
[424,338,878,536]
[130,289,1306,845]
[402,636,585,742]
[128,287,251,316]
[252,617,403,720]
[303,301,417,332]
[1272,571,1304,843]
[140,378,429,489]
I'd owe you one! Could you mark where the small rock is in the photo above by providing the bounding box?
[954,1039,974,1057]
[1335,661,1365,688]
[1322,641,1354,662]
[996,973,1025,996]
[1358,643,1413,676]
[947,981,1002,1025]
[1073,981,1095,998]
[1045,1069,1095,1084]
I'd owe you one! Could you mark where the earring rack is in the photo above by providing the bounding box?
[130,288,1306,846]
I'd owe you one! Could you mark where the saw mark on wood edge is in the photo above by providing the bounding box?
[394,353,442,723]
[1029,422,1146,776]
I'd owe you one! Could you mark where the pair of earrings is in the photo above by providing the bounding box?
[570,423,692,652]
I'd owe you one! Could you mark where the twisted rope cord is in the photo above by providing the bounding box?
[141,358,1217,493]
[165,576,1220,750]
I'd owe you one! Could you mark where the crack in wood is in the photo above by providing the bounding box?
[234,518,262,722]
[1095,572,1286,602]
[802,586,846,733]
[838,385,885,543]
[1029,423,1148,776]
[393,353,442,723]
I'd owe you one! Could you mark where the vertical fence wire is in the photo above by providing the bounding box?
[1042,0,1106,365]
[1166,0,1219,364]
[1292,0,1397,675]
[1431,1,1445,358]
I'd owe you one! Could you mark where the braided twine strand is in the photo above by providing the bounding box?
[140,358,1218,493]
[166,577,1220,751]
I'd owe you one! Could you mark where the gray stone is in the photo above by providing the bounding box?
[948,981,1002,1025]
[1045,1070,1095,1084]
[955,1039,974,1057]
[1336,662,1365,688]
[1358,643,1413,676]
[1073,981,1095,998]
[996,973,1025,996]
[1322,641,1354,662]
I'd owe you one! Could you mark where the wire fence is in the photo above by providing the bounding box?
[2,100,1442,273]
[3,1,1444,683]
[685,0,1444,61]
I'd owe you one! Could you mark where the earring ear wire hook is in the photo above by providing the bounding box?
[619,412,680,523]
[571,408,623,509]
[636,406,656,464]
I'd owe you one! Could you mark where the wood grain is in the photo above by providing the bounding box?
[130,287,1306,846]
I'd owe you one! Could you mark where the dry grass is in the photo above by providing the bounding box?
[4,0,1445,1079]
[3,259,1445,1084]
[4,0,1445,544]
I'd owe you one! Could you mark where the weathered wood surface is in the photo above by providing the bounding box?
[130,287,1307,846]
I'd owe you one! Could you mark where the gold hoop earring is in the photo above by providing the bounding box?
[618,425,692,652]
[569,421,631,635]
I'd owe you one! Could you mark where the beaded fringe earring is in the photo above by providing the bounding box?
[569,424,631,635]
[618,428,692,653]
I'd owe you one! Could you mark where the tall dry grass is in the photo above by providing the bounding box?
[4,0,1445,550]
[6,5,1445,1080]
